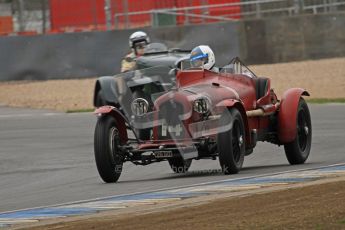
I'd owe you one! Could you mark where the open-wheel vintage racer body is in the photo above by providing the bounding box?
[94,58,312,183]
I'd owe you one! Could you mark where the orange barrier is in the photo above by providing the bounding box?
[0,16,13,35]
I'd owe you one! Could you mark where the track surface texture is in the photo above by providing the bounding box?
[0,104,344,213]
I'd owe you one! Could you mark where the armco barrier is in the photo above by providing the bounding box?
[0,12,344,81]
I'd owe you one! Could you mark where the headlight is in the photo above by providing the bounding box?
[131,98,149,116]
[193,97,210,114]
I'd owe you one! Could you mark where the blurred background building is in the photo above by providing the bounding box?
[0,0,344,36]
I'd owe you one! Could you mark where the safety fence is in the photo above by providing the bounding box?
[0,0,344,36]
[1,12,345,81]
[112,0,345,29]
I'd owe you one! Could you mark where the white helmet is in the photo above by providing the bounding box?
[129,31,150,48]
[190,45,215,70]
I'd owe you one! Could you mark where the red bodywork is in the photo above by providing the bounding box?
[150,68,308,147]
[278,88,310,143]
[96,66,309,154]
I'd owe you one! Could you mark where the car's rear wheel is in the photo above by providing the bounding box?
[94,115,123,183]
[284,98,312,164]
[217,108,246,174]
[168,158,192,173]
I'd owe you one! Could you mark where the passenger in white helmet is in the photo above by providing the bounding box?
[121,31,150,73]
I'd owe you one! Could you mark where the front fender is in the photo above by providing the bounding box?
[216,99,250,146]
[95,106,129,143]
[216,99,238,108]
[278,88,310,143]
[93,76,119,107]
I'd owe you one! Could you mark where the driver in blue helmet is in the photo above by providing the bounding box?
[190,45,217,71]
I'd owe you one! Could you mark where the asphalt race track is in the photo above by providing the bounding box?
[0,104,344,213]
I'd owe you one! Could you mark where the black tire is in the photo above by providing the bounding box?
[217,108,246,174]
[168,158,192,173]
[284,98,312,164]
[94,115,123,183]
[132,90,152,140]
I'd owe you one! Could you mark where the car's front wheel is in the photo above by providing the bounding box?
[217,108,246,174]
[284,98,312,164]
[94,115,123,183]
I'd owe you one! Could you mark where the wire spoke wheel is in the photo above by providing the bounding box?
[297,109,308,152]
[218,108,245,174]
[109,127,123,172]
[232,121,243,164]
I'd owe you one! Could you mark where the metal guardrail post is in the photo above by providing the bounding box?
[256,1,262,18]
[91,0,98,28]
[105,0,112,30]
[185,9,189,24]
[201,0,208,23]
[18,0,25,32]
[122,0,129,29]
[323,0,328,13]
[151,10,155,27]
[114,14,118,29]
[294,0,304,14]
[327,0,334,12]
[41,0,46,34]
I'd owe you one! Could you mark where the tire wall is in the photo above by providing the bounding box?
[0,12,344,81]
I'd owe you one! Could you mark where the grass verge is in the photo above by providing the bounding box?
[66,108,94,113]
[306,98,345,104]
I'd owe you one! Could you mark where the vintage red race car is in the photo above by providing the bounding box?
[94,58,312,183]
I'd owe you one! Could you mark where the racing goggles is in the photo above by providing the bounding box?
[134,42,147,50]
[190,53,208,68]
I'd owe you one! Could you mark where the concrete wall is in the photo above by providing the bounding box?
[241,12,345,63]
[0,22,242,81]
[0,12,344,81]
